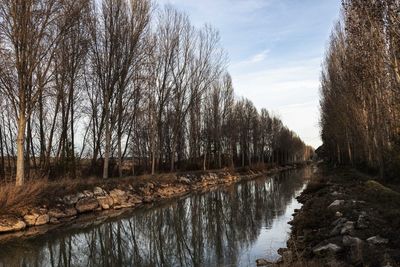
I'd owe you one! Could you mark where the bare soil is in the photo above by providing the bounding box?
[283,165,400,267]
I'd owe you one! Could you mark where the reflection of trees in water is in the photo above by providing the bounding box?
[0,168,309,267]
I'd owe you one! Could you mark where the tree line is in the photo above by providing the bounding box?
[320,0,400,178]
[0,0,312,185]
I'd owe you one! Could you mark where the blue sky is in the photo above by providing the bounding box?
[155,0,342,148]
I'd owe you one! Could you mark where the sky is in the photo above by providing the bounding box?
[155,0,342,148]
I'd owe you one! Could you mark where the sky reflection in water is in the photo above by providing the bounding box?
[0,167,312,267]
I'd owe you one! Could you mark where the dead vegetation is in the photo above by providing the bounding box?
[0,180,48,216]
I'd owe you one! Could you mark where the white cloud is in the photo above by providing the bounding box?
[250,50,269,63]
[230,58,322,148]
[231,49,270,69]
[153,0,341,148]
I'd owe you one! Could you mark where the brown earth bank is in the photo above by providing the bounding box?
[0,164,299,244]
[263,164,400,267]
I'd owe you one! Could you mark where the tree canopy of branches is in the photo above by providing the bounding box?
[0,0,311,185]
[320,0,400,178]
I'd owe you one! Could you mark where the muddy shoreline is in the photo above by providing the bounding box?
[0,165,297,245]
[275,165,400,267]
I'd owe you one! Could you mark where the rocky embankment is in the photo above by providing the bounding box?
[273,167,400,267]
[0,166,293,243]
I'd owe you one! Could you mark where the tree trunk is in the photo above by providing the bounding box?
[16,113,27,186]
[203,150,207,171]
[0,123,5,179]
[103,110,111,179]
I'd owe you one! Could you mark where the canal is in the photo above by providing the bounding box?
[0,167,313,267]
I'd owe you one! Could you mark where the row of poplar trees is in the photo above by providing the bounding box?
[0,0,312,186]
[320,0,400,179]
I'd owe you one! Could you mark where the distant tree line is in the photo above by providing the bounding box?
[0,0,312,185]
[320,0,400,178]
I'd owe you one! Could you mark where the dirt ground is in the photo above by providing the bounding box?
[284,165,400,267]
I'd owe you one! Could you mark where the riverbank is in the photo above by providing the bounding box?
[276,165,400,267]
[0,165,297,244]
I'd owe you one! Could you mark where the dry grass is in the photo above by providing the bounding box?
[0,180,49,215]
[0,171,184,216]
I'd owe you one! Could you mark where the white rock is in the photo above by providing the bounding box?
[313,243,342,255]
[93,187,106,196]
[367,235,388,245]
[328,200,345,208]
[357,214,368,229]
[341,221,355,235]
[178,177,191,184]
[83,190,94,198]
[63,194,79,205]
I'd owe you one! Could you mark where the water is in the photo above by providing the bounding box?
[0,167,313,267]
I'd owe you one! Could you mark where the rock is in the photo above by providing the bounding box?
[64,207,77,217]
[109,189,128,204]
[82,190,94,198]
[75,197,99,213]
[139,185,152,196]
[49,217,59,224]
[335,211,343,217]
[93,186,106,196]
[351,200,366,205]
[23,208,48,226]
[255,258,273,266]
[328,200,345,208]
[357,214,368,229]
[313,243,342,255]
[48,208,66,219]
[340,221,355,235]
[109,192,140,209]
[178,177,191,184]
[0,216,26,233]
[127,195,142,205]
[113,203,135,210]
[76,192,86,199]
[35,214,49,226]
[367,235,388,245]
[330,218,347,236]
[63,194,79,205]
[97,196,113,210]
[23,214,39,226]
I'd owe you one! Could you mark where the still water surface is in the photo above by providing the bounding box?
[0,167,313,267]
